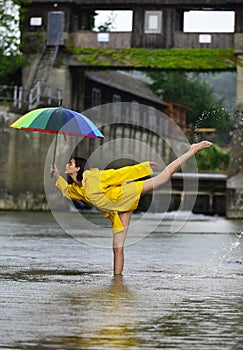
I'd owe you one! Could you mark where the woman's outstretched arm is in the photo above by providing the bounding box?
[141,141,212,195]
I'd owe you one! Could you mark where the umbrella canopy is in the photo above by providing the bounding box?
[10,107,104,138]
[10,107,104,175]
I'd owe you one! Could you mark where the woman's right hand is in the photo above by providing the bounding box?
[50,164,59,178]
[190,141,212,154]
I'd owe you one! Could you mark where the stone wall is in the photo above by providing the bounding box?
[0,106,50,210]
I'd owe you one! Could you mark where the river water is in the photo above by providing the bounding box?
[0,211,242,350]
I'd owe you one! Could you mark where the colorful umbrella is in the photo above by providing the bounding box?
[10,106,104,137]
[10,106,104,174]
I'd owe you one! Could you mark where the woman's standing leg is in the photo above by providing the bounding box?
[113,211,133,275]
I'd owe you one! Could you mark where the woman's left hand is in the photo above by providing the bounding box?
[149,162,157,168]
[50,164,59,178]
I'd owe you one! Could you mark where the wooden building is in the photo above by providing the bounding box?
[19,0,243,111]
[21,0,243,50]
[82,70,188,134]
[83,70,167,110]
[164,101,190,132]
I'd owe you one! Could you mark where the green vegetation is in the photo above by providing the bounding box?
[146,70,234,171]
[20,31,47,54]
[195,144,230,172]
[0,53,25,84]
[67,46,237,70]
[147,70,235,135]
[0,0,28,84]
[97,11,117,32]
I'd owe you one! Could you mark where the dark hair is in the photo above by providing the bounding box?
[67,157,89,183]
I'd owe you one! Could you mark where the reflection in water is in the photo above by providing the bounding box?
[31,276,137,349]
[81,276,136,349]
[0,212,242,349]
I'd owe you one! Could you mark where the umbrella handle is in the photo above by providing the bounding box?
[51,133,58,178]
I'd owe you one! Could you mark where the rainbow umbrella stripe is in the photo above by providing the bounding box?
[10,107,104,138]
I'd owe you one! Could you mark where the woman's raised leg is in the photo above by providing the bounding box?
[142,141,212,196]
[113,211,133,275]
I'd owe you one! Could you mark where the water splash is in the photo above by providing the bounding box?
[192,105,235,143]
[226,224,243,265]
[206,222,243,275]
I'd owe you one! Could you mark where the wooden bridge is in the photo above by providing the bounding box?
[19,0,243,110]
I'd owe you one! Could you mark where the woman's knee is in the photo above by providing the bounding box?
[113,246,124,255]
[119,211,133,228]
[113,230,126,248]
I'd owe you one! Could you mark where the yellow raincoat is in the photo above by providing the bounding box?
[55,161,153,233]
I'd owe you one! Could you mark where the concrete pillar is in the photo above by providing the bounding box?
[48,65,72,108]
[226,33,243,218]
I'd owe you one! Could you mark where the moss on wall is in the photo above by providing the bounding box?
[67,46,237,70]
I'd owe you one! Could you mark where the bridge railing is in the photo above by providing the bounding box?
[0,84,63,111]
[72,31,132,49]
[174,32,234,49]
[71,30,234,49]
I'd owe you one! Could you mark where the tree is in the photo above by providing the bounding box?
[195,143,230,172]
[147,71,234,140]
[0,0,26,84]
[97,12,117,32]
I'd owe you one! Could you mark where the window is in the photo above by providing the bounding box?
[30,17,42,26]
[94,10,133,32]
[144,11,162,34]
[184,11,235,33]
[112,95,121,115]
[91,88,101,107]
[112,94,121,103]
[72,15,78,32]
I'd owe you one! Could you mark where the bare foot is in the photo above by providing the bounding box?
[190,141,213,154]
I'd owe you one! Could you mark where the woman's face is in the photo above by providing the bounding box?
[65,158,80,176]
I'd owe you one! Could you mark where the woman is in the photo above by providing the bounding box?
[51,140,212,275]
